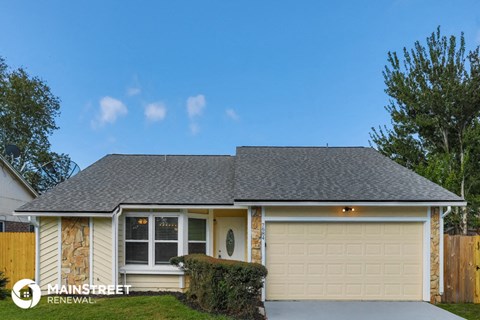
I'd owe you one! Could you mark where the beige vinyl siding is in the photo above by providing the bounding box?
[39,217,59,292]
[126,274,182,292]
[92,218,113,286]
[266,206,427,218]
[266,222,423,300]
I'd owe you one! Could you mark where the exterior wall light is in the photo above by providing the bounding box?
[342,207,355,213]
[137,218,148,225]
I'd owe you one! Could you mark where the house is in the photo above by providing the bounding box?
[0,154,37,232]
[14,147,465,303]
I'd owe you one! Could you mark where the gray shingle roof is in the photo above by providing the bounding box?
[16,147,464,213]
[17,154,235,212]
[234,147,464,202]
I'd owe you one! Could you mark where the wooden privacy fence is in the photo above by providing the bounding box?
[0,232,35,289]
[443,235,480,303]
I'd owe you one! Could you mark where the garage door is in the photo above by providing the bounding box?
[266,222,423,300]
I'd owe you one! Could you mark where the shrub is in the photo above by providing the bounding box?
[0,271,9,300]
[171,254,267,319]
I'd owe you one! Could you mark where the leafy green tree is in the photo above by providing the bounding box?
[0,56,71,193]
[370,27,480,234]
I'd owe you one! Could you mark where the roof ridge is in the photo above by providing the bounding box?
[108,154,234,157]
[237,146,368,149]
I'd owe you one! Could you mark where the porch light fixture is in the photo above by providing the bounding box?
[137,218,148,225]
[342,207,355,213]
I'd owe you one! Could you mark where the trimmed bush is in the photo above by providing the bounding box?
[0,271,8,300]
[171,254,267,319]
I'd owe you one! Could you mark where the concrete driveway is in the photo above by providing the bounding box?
[264,301,464,320]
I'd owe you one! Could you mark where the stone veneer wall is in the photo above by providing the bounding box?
[430,207,441,304]
[251,207,262,264]
[61,217,90,286]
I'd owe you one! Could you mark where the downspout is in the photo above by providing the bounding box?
[439,206,452,295]
[116,208,123,289]
[110,207,120,288]
[111,207,123,289]
[89,218,93,287]
[29,216,40,285]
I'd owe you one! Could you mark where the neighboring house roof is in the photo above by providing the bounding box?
[16,147,464,213]
[0,154,38,197]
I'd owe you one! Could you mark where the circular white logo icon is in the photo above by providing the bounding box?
[11,279,41,309]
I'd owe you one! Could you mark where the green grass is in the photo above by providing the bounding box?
[437,303,480,320]
[0,295,230,320]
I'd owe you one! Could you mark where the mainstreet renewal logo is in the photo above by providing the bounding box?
[46,284,132,304]
[11,279,132,308]
[11,279,41,309]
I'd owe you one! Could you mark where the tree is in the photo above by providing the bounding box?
[370,27,480,234]
[0,56,71,193]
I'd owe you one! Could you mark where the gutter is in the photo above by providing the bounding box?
[234,201,467,207]
[439,206,452,295]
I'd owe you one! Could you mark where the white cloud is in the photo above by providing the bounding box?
[91,96,128,128]
[126,75,141,96]
[186,94,206,136]
[225,108,239,121]
[189,123,200,135]
[127,87,141,96]
[145,102,167,122]
[187,94,206,118]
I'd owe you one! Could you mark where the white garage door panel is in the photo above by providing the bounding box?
[266,222,423,300]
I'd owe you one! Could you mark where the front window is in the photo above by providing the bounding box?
[125,217,149,265]
[155,217,178,264]
[124,212,208,269]
[188,218,207,254]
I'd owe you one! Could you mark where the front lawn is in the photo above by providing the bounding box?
[437,303,480,320]
[0,295,230,320]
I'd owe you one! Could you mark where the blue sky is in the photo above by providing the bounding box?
[1,1,479,169]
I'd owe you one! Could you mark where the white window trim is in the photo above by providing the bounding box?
[187,213,209,255]
[123,212,182,273]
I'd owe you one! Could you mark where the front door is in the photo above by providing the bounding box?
[215,217,246,261]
